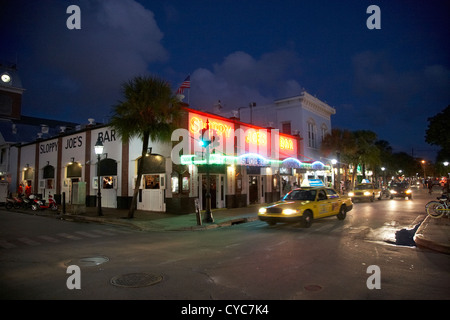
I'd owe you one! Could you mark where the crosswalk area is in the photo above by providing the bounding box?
[0,227,135,250]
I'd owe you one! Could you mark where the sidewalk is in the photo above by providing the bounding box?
[58,204,260,232]
[33,201,450,255]
[414,214,450,255]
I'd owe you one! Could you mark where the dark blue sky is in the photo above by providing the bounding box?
[1,0,449,161]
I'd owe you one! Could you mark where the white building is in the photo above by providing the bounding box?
[237,91,336,162]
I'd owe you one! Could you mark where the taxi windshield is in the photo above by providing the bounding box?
[355,184,372,190]
[283,189,317,201]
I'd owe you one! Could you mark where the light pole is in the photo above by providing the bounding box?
[94,138,104,216]
[331,159,337,189]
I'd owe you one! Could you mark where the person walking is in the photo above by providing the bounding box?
[427,179,433,194]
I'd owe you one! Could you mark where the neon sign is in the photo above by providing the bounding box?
[245,131,267,146]
[189,116,232,137]
[280,137,294,150]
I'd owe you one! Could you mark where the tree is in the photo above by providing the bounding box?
[353,130,380,181]
[425,105,450,162]
[321,128,356,191]
[110,75,182,218]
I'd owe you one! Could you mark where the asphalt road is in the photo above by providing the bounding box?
[0,188,449,305]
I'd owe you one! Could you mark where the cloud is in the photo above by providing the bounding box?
[16,0,168,121]
[351,51,450,120]
[189,50,303,111]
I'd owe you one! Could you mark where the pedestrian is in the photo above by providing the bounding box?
[427,179,433,194]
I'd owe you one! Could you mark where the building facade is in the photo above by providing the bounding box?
[237,91,336,162]
[9,107,331,214]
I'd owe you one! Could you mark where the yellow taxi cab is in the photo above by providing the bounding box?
[258,186,353,228]
[348,182,382,202]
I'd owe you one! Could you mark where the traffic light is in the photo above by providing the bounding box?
[199,127,211,147]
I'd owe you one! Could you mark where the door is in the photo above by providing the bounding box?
[101,176,117,208]
[316,189,333,218]
[137,174,165,212]
[201,174,217,210]
[249,176,259,204]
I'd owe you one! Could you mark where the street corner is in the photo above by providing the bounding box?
[414,216,450,255]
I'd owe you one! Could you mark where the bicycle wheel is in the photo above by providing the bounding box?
[425,201,445,218]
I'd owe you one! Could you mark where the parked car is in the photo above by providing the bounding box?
[389,182,413,199]
[348,183,382,202]
[258,187,353,228]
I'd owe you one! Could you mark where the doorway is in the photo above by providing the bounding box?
[201,174,217,210]
[249,175,259,204]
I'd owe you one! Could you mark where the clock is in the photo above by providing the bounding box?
[1,73,11,83]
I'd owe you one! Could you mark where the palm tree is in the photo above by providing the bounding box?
[350,130,380,186]
[110,75,182,218]
[321,128,356,191]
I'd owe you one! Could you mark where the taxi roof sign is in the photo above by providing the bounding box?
[301,179,325,187]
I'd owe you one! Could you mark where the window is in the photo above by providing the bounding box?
[144,175,160,189]
[103,176,114,189]
[282,122,291,135]
[181,173,190,192]
[307,121,317,148]
[321,124,328,142]
[171,172,179,193]
[326,188,339,199]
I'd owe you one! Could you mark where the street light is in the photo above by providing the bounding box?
[94,138,104,216]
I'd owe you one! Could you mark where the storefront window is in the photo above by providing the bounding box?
[144,175,160,189]
[171,173,179,193]
[103,176,114,189]
[182,176,189,192]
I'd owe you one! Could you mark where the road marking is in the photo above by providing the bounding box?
[91,229,115,236]
[37,235,60,243]
[105,228,132,234]
[74,231,101,238]
[17,237,41,246]
[57,233,82,240]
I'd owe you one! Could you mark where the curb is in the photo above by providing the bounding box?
[414,216,450,255]
[59,213,259,232]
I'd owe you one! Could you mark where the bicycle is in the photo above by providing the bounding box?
[425,193,450,218]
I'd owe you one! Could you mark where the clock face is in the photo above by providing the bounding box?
[1,73,11,83]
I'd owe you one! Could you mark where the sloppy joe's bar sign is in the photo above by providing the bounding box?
[184,111,298,161]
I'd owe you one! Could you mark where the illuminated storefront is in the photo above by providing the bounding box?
[12,106,330,214]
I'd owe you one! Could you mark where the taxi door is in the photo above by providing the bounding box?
[325,188,341,215]
[316,189,333,218]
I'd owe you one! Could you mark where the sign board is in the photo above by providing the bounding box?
[301,179,325,187]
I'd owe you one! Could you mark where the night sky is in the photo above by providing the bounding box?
[1,0,449,161]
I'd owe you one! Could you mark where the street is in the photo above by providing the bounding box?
[0,188,449,303]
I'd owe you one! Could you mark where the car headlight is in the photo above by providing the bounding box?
[363,191,371,196]
[348,192,354,197]
[258,208,267,214]
[390,190,397,194]
[406,189,412,194]
[282,209,298,215]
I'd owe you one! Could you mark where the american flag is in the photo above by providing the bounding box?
[176,75,190,95]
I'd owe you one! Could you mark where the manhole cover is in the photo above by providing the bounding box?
[110,273,163,288]
[65,256,109,267]
[304,284,322,292]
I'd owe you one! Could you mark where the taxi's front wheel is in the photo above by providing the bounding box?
[337,205,347,220]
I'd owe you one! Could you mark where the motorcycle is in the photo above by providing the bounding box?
[5,194,33,210]
[30,194,58,211]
